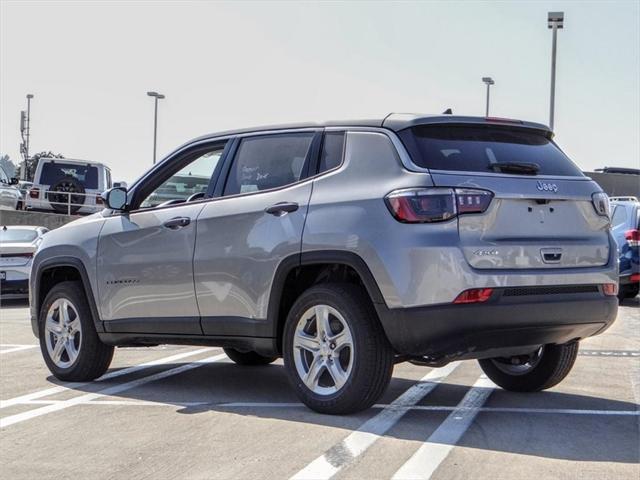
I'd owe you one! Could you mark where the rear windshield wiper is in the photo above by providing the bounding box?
[489,162,540,175]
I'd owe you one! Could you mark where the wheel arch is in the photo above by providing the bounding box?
[32,257,103,338]
[268,250,387,353]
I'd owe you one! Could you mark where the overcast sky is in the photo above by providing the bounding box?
[1,0,638,183]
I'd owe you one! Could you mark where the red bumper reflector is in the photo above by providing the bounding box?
[602,284,618,296]
[453,288,494,304]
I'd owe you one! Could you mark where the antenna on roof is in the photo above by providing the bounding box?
[442,108,453,114]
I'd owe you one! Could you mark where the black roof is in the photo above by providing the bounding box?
[190,113,552,143]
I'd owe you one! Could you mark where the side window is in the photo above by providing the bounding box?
[318,132,345,174]
[611,206,628,230]
[0,167,8,184]
[223,133,314,196]
[139,146,224,209]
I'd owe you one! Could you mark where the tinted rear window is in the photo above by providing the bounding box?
[399,125,583,176]
[40,162,99,189]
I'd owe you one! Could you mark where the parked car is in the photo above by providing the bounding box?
[30,114,618,414]
[16,181,33,210]
[0,225,48,299]
[0,165,21,211]
[610,196,639,299]
[26,158,112,215]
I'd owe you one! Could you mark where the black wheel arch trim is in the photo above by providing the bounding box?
[32,256,104,337]
[267,250,387,339]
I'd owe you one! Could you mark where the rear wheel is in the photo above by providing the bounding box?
[478,342,579,392]
[38,281,114,381]
[283,283,394,414]
[618,284,639,300]
[223,348,277,366]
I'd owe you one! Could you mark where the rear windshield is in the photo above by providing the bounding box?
[0,229,38,243]
[40,162,99,189]
[398,125,583,176]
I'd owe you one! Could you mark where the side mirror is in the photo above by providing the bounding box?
[9,177,19,185]
[103,187,128,211]
[113,181,128,189]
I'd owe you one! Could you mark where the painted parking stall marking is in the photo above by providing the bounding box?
[0,347,216,410]
[0,344,38,355]
[0,352,227,428]
[290,362,460,480]
[578,349,640,357]
[392,375,496,480]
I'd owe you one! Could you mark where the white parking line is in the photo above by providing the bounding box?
[0,344,38,354]
[0,347,215,409]
[392,376,495,480]
[0,353,227,428]
[290,362,460,480]
[216,403,640,416]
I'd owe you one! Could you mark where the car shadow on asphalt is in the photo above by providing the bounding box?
[0,298,29,309]
[53,361,640,464]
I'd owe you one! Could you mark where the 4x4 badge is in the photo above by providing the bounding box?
[536,181,558,193]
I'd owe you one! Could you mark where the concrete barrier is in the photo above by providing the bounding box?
[0,209,80,230]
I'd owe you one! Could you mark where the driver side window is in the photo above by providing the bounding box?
[140,146,224,209]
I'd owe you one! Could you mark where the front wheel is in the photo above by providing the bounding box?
[478,342,579,392]
[283,284,394,414]
[39,281,114,381]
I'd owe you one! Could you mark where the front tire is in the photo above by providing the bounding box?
[223,348,277,366]
[283,283,394,414]
[38,281,114,381]
[478,342,579,392]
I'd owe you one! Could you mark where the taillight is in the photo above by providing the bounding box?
[453,288,494,304]
[29,188,39,199]
[624,229,639,247]
[385,188,493,223]
[602,284,618,296]
[96,195,104,205]
[630,274,640,283]
[591,192,610,218]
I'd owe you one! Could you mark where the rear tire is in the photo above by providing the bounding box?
[38,281,114,381]
[223,348,277,366]
[478,342,579,392]
[283,283,394,414]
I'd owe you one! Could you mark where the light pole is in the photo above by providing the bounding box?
[20,94,34,180]
[147,91,165,164]
[482,77,494,117]
[548,12,564,131]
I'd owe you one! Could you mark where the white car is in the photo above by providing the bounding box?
[26,158,112,215]
[0,165,21,211]
[0,225,48,299]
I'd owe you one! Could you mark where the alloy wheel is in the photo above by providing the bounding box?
[292,304,354,396]
[44,298,82,369]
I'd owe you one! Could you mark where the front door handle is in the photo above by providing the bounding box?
[163,216,191,230]
[265,202,299,216]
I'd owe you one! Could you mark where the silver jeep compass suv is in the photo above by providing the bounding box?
[30,114,618,414]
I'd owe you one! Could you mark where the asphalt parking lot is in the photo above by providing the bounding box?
[1,298,638,480]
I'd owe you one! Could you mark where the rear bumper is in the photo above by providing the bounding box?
[377,286,618,359]
[0,278,29,297]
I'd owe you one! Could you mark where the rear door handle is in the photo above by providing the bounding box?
[265,202,299,216]
[163,216,191,229]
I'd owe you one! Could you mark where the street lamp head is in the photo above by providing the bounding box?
[157,94,165,99]
[548,11,564,29]
[26,94,34,99]
[482,77,495,86]
[147,91,165,99]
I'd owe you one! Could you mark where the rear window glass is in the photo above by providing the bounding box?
[0,229,38,243]
[40,162,99,189]
[318,132,345,174]
[398,125,583,176]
